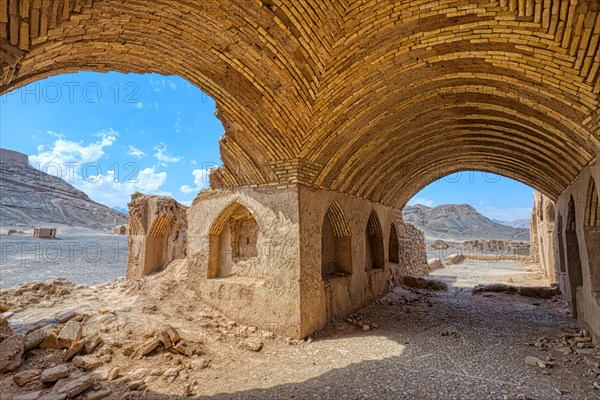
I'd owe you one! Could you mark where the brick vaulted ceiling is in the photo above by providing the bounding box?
[1,1,599,208]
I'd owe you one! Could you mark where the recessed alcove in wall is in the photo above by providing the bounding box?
[557,214,566,274]
[566,196,584,316]
[389,223,400,264]
[584,178,600,297]
[208,202,261,279]
[365,211,385,270]
[321,201,352,278]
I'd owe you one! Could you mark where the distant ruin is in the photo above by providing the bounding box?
[33,228,56,239]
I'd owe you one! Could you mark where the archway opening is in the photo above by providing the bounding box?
[566,196,584,317]
[584,178,600,296]
[0,71,223,287]
[321,202,352,278]
[404,170,552,289]
[365,211,384,270]
[389,223,400,264]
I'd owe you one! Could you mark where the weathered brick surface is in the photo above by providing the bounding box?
[1,1,598,207]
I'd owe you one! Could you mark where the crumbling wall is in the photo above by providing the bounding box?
[126,193,187,280]
[530,192,558,282]
[397,222,428,276]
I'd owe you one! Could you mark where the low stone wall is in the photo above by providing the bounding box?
[462,240,530,256]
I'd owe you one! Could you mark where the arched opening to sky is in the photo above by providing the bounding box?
[407,171,535,225]
[0,72,224,210]
[406,171,546,289]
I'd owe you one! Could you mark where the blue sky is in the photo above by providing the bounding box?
[0,72,534,220]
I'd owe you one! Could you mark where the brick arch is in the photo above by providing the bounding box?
[585,178,600,228]
[323,201,351,238]
[321,201,352,277]
[1,0,599,207]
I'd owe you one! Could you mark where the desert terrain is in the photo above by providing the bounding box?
[1,258,599,400]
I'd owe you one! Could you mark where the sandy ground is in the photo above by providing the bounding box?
[1,260,599,400]
[0,233,126,289]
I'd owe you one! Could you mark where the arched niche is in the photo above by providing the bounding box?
[208,202,260,279]
[365,211,385,270]
[321,202,352,278]
[566,196,583,316]
[584,178,600,296]
[389,223,400,264]
[557,214,566,274]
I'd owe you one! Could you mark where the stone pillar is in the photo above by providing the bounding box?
[126,193,187,280]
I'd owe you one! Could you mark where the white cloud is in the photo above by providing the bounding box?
[127,145,146,158]
[149,76,178,92]
[78,167,170,208]
[180,168,211,194]
[30,131,170,208]
[133,101,159,110]
[30,130,116,169]
[407,197,436,207]
[153,143,183,165]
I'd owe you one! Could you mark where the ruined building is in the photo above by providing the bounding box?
[1,1,599,340]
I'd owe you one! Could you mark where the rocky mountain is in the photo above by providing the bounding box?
[0,149,128,229]
[492,219,531,229]
[403,204,529,243]
[112,206,128,215]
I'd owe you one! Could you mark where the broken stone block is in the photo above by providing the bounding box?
[174,341,195,356]
[84,335,102,354]
[24,327,50,351]
[129,368,149,381]
[105,367,120,381]
[13,369,41,387]
[164,324,181,344]
[40,332,62,350]
[56,311,77,324]
[239,338,263,352]
[41,364,70,383]
[57,320,82,348]
[138,338,160,356]
[0,334,24,373]
[72,356,102,370]
[10,391,43,400]
[65,339,85,361]
[158,330,173,349]
[51,375,94,398]
[576,348,597,356]
[525,356,547,368]
[0,317,13,337]
[82,388,112,400]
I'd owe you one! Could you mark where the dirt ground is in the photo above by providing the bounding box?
[1,260,599,400]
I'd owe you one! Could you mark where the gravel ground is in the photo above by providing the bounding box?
[0,234,126,288]
[1,260,598,399]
